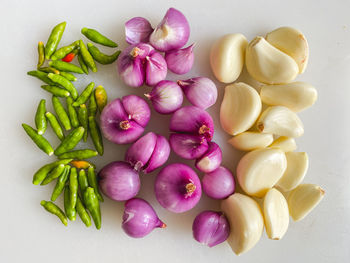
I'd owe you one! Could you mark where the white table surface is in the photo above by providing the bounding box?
[1,0,349,262]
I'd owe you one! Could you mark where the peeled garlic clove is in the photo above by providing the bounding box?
[257,106,304,138]
[277,152,309,192]
[228,132,273,151]
[245,37,299,84]
[288,184,325,221]
[266,27,309,74]
[237,148,287,198]
[221,193,264,255]
[220,82,261,135]
[269,136,297,152]
[210,34,248,83]
[260,81,317,112]
[263,188,289,240]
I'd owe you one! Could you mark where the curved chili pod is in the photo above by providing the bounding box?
[27,70,56,85]
[49,60,84,74]
[40,85,70,97]
[44,21,66,59]
[70,160,95,169]
[64,186,76,221]
[35,99,47,135]
[76,195,91,227]
[94,85,107,113]
[38,67,60,74]
[88,116,103,155]
[32,159,72,185]
[72,82,95,107]
[54,126,85,156]
[78,104,88,142]
[88,90,97,117]
[40,200,68,226]
[51,165,70,201]
[78,52,89,74]
[79,40,97,72]
[78,169,89,194]
[37,41,45,68]
[60,72,77,82]
[45,112,65,140]
[83,187,101,229]
[58,149,98,159]
[22,123,53,156]
[48,73,78,100]
[81,27,118,47]
[66,97,79,128]
[87,43,120,65]
[52,96,71,131]
[40,163,65,185]
[69,167,78,208]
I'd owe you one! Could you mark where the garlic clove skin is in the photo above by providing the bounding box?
[220,82,261,136]
[210,34,248,83]
[263,188,289,240]
[276,152,309,192]
[237,148,287,198]
[221,193,264,255]
[245,36,299,84]
[288,184,325,221]
[228,132,274,151]
[257,106,304,138]
[260,81,317,112]
[269,136,297,152]
[266,27,309,74]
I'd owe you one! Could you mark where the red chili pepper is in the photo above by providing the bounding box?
[62,53,75,62]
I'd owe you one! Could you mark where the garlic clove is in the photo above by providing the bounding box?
[260,81,317,112]
[263,188,289,240]
[269,136,297,152]
[237,148,287,198]
[257,106,304,138]
[266,27,309,74]
[221,193,264,255]
[210,34,248,83]
[245,36,299,84]
[220,82,261,136]
[288,184,325,221]
[228,132,274,151]
[277,152,309,192]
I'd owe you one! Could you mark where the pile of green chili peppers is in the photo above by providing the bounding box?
[23,21,119,229]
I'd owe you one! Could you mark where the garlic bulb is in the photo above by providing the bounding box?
[266,27,309,74]
[221,193,264,255]
[245,37,299,84]
[237,148,287,198]
[220,82,261,136]
[228,132,273,151]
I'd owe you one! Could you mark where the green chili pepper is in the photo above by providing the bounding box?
[78,52,89,74]
[51,41,79,60]
[83,187,101,229]
[81,27,118,48]
[69,167,78,208]
[87,43,120,65]
[48,73,78,100]
[40,200,68,226]
[37,41,45,69]
[72,82,95,107]
[76,195,91,227]
[45,112,65,140]
[32,159,72,185]
[88,89,97,117]
[51,165,70,201]
[60,72,77,82]
[44,21,67,59]
[88,116,103,155]
[40,163,65,185]
[38,67,60,74]
[64,186,76,221]
[95,85,108,112]
[78,169,89,194]
[35,99,47,135]
[22,123,53,156]
[40,85,70,97]
[79,40,97,72]
[54,126,85,156]
[58,149,98,159]
[27,70,56,85]
[87,166,103,202]
[66,97,79,128]
[70,160,95,169]
[52,96,71,131]
[78,104,88,142]
[49,60,84,74]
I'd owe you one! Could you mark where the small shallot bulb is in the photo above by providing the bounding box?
[149,8,190,52]
[145,80,183,114]
[192,211,230,247]
[178,77,217,109]
[155,163,202,213]
[145,52,167,86]
[125,17,153,45]
[169,133,208,160]
[143,134,171,174]
[98,161,140,201]
[122,198,166,238]
[195,142,222,173]
[202,166,235,200]
[165,44,195,74]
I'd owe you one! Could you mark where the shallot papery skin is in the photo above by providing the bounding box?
[149,8,190,52]
[165,44,195,75]
[155,163,202,213]
[122,198,166,238]
[192,211,230,247]
[98,161,140,201]
[125,17,153,45]
[195,142,222,173]
[202,166,235,200]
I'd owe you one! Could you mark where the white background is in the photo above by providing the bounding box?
[1,0,349,262]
